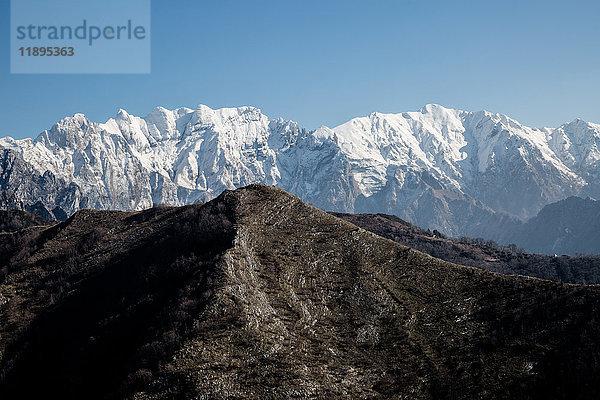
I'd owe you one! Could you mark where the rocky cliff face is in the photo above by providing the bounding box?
[1,185,600,399]
[0,148,73,220]
[0,104,598,238]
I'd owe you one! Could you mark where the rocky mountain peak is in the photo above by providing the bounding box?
[0,104,598,246]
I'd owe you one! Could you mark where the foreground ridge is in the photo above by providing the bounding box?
[0,185,599,399]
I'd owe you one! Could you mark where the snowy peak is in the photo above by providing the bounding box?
[137,104,273,143]
[116,108,130,120]
[35,113,95,149]
[549,118,600,173]
[0,103,599,240]
[558,118,600,141]
[417,103,463,122]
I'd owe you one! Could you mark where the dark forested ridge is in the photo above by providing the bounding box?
[0,209,52,232]
[1,185,600,399]
[333,212,600,284]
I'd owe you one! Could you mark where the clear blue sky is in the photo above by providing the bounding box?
[1,0,600,139]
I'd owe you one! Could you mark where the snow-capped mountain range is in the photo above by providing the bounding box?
[1,103,599,239]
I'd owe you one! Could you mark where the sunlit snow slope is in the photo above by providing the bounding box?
[0,104,598,238]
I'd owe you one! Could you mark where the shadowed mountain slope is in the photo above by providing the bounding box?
[333,212,600,284]
[0,185,600,399]
[511,196,600,255]
[0,209,52,233]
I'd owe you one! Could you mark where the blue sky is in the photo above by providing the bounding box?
[1,0,599,139]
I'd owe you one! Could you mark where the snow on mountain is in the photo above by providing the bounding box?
[0,103,597,239]
[328,104,585,222]
[547,119,600,195]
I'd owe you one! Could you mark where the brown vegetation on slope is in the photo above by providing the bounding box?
[0,185,599,399]
[333,212,600,284]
